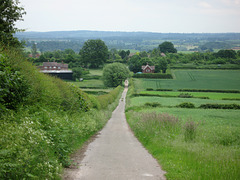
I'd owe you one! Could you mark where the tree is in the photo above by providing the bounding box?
[0,0,26,46]
[156,58,168,73]
[128,55,142,73]
[159,41,177,53]
[79,39,108,68]
[216,50,237,59]
[102,63,130,87]
[31,43,37,58]
[72,67,83,81]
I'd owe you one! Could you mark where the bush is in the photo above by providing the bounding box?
[178,89,240,93]
[177,102,195,108]
[144,102,161,107]
[146,88,154,91]
[199,103,240,109]
[133,73,173,79]
[97,86,123,109]
[178,93,193,98]
[156,88,173,91]
[0,54,30,110]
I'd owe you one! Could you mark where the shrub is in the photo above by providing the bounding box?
[156,88,173,91]
[178,93,193,98]
[144,102,161,107]
[146,88,154,91]
[177,102,195,108]
[0,54,30,110]
[97,86,123,109]
[133,73,173,79]
[199,103,240,109]
[222,98,240,101]
[178,89,240,93]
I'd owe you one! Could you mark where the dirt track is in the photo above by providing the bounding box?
[63,83,166,180]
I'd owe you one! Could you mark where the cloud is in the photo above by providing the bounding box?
[222,0,240,6]
[199,1,212,8]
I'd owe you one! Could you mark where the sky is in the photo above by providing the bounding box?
[16,0,240,33]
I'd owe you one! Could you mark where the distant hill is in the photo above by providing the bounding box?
[16,30,240,40]
[15,30,240,52]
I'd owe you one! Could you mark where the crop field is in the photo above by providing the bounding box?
[134,70,240,91]
[126,70,240,179]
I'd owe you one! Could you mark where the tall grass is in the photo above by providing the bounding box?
[126,111,240,179]
[0,47,123,179]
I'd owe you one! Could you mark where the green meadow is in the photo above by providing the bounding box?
[126,70,240,179]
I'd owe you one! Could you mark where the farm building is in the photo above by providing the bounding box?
[38,61,73,80]
[142,64,155,73]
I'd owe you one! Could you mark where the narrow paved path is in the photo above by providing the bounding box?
[65,84,166,180]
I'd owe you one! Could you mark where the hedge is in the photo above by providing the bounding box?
[133,73,173,79]
[178,89,240,93]
[199,103,240,109]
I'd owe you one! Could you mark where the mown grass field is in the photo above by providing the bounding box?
[134,70,240,92]
[126,70,240,179]
[68,69,109,94]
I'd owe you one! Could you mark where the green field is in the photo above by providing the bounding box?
[130,96,240,107]
[68,69,105,89]
[134,70,240,91]
[126,70,240,179]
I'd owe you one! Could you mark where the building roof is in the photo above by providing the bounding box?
[142,64,155,70]
[43,62,68,68]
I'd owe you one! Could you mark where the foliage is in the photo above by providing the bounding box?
[178,93,193,98]
[178,89,240,93]
[216,49,237,59]
[0,0,26,47]
[158,41,177,53]
[72,67,83,80]
[0,54,30,110]
[156,58,168,73]
[0,47,124,179]
[97,86,123,109]
[133,73,172,79]
[144,102,161,107]
[127,55,142,73]
[102,63,130,87]
[79,39,108,68]
[199,103,240,109]
[176,102,195,108]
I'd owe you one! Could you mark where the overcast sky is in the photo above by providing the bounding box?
[16,0,240,33]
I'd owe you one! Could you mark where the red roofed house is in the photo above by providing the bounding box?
[38,61,73,80]
[142,64,155,73]
[39,61,69,71]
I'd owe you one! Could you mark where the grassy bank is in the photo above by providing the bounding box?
[0,47,123,179]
